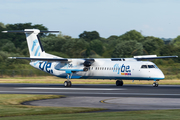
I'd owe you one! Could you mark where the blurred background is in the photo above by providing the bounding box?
[0,0,180,77]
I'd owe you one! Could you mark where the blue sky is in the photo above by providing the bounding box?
[0,0,180,38]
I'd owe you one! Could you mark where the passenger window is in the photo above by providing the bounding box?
[141,65,147,68]
[148,65,155,68]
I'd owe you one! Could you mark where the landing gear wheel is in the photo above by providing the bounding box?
[153,82,158,87]
[64,81,72,87]
[64,73,72,87]
[116,80,123,86]
[67,81,72,87]
[64,81,68,87]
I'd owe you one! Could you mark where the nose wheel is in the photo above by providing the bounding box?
[153,82,158,87]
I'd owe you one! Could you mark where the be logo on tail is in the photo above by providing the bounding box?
[31,39,41,56]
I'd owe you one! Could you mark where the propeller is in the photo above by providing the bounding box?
[82,59,95,71]
[83,60,91,67]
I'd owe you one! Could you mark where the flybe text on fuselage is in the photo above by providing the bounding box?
[113,64,131,75]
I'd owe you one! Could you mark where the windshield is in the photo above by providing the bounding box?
[141,65,147,68]
[148,65,155,68]
[141,65,157,69]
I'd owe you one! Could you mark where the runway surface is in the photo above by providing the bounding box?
[1,83,180,111]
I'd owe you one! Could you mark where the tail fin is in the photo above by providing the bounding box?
[2,29,59,58]
[25,29,45,57]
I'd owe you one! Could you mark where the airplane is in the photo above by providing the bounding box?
[2,29,178,87]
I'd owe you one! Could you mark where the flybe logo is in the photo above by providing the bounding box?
[113,64,131,75]
[39,62,53,74]
[32,61,53,74]
[31,39,41,56]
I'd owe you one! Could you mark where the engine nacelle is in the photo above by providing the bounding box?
[83,61,91,67]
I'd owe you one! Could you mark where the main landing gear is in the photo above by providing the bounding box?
[116,80,123,86]
[64,73,72,87]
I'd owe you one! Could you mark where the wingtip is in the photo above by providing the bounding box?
[8,57,16,59]
[2,31,7,33]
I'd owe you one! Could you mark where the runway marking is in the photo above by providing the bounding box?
[100,98,116,104]
[1,91,180,96]
[16,87,126,91]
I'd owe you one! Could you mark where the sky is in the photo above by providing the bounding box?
[0,0,180,38]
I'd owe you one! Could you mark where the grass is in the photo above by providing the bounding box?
[1,109,180,120]
[0,76,180,85]
[0,94,179,119]
[0,94,104,117]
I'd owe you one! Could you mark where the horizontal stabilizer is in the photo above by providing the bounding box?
[8,57,71,62]
[2,30,59,33]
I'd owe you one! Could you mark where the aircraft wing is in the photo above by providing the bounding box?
[134,55,178,60]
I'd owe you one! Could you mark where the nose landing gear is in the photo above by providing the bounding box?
[153,80,159,87]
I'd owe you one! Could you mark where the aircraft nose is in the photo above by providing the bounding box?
[159,70,165,79]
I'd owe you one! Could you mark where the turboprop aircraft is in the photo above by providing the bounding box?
[2,29,178,87]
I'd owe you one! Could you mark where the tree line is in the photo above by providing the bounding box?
[0,22,180,69]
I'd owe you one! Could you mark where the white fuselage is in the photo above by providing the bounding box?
[30,58,165,81]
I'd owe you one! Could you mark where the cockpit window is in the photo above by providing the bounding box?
[141,65,147,68]
[148,65,155,68]
[141,65,156,69]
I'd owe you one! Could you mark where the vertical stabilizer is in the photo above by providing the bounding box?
[25,29,45,57]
